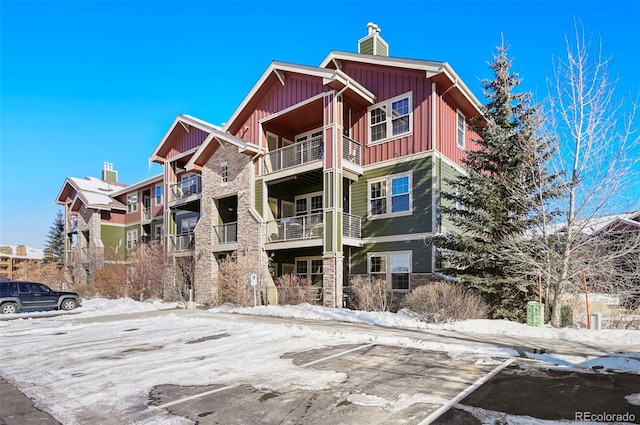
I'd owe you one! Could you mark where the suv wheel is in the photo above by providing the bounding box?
[1,302,19,314]
[60,299,78,311]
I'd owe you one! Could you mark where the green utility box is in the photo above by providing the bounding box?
[526,301,544,327]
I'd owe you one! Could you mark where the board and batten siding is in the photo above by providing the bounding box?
[349,240,433,275]
[434,158,464,233]
[341,62,434,166]
[436,94,482,167]
[350,157,434,239]
[165,127,209,159]
[235,73,328,146]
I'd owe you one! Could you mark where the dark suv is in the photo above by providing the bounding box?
[0,281,81,314]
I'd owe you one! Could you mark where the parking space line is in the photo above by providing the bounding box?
[153,343,374,410]
[300,343,375,368]
[416,358,516,425]
[154,384,237,409]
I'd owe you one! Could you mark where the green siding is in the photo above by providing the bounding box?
[436,160,463,233]
[349,240,433,274]
[101,224,125,260]
[359,37,374,55]
[255,179,264,216]
[351,157,434,238]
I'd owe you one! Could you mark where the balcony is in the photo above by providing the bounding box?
[267,213,324,243]
[265,136,323,174]
[342,136,362,167]
[266,212,362,247]
[167,233,195,253]
[169,175,202,205]
[213,222,238,249]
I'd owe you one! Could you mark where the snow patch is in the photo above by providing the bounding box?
[626,393,640,406]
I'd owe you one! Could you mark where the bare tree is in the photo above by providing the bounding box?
[127,241,166,301]
[501,23,640,327]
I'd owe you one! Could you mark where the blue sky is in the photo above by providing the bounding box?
[1,1,639,249]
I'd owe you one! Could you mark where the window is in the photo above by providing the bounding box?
[180,217,198,234]
[221,162,228,184]
[155,185,163,206]
[127,194,138,213]
[368,92,412,144]
[368,173,412,218]
[457,110,466,149]
[181,174,200,197]
[126,229,138,250]
[368,252,411,291]
[295,192,323,216]
[295,257,323,286]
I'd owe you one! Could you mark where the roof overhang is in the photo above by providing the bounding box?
[186,127,262,171]
[150,114,222,164]
[321,51,482,114]
[223,61,376,135]
[109,174,164,197]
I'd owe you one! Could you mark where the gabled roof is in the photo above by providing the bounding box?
[185,122,262,171]
[222,61,376,135]
[150,114,222,163]
[56,176,127,212]
[321,50,482,112]
[109,174,163,197]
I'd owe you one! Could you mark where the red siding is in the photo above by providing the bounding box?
[438,94,481,167]
[237,73,328,147]
[341,62,433,166]
[166,127,209,159]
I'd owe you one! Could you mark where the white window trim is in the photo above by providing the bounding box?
[154,184,163,206]
[367,250,412,292]
[294,191,323,216]
[294,256,323,285]
[456,109,466,150]
[294,128,323,143]
[367,172,413,220]
[126,229,138,250]
[367,92,413,146]
[127,193,138,213]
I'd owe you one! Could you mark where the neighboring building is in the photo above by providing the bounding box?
[56,24,483,307]
[0,245,44,280]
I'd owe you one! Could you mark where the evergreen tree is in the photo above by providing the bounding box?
[430,43,561,321]
[44,210,65,267]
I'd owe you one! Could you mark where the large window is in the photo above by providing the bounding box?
[368,92,412,144]
[457,110,466,149]
[368,173,412,218]
[368,251,411,291]
[180,217,198,234]
[127,194,138,213]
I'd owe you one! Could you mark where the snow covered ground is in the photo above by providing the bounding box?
[1,298,639,425]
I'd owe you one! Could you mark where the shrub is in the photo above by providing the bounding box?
[275,274,318,305]
[218,252,253,306]
[561,305,574,327]
[93,264,127,299]
[401,282,488,323]
[349,275,394,312]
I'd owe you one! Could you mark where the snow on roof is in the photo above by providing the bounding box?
[528,211,640,238]
[67,176,127,210]
[0,245,44,260]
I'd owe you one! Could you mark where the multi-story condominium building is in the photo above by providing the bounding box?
[56,24,482,307]
[0,245,44,280]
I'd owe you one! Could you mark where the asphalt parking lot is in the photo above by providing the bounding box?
[2,310,639,424]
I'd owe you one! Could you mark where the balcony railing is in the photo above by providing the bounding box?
[169,175,202,202]
[213,222,238,245]
[342,136,362,166]
[142,208,152,220]
[167,233,195,252]
[266,136,323,173]
[343,213,362,239]
[266,213,324,243]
